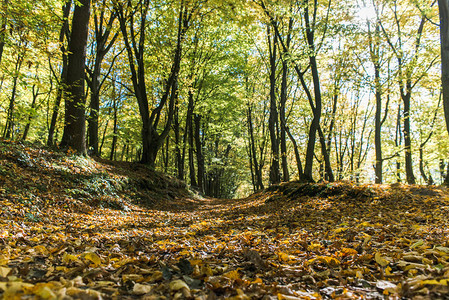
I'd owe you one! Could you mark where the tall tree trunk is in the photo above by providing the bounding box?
[3,54,23,139]
[268,26,280,184]
[285,125,303,178]
[0,0,8,66]
[318,125,334,181]
[188,108,197,188]
[109,94,118,161]
[374,64,383,184]
[98,119,108,156]
[87,8,117,156]
[438,0,449,183]
[279,16,293,182]
[403,93,415,184]
[280,60,289,182]
[195,114,204,193]
[247,104,264,190]
[174,99,184,180]
[22,84,40,141]
[115,0,186,167]
[395,104,402,182]
[60,0,91,154]
[48,2,71,146]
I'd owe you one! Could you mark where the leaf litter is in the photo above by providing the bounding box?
[1,140,449,299]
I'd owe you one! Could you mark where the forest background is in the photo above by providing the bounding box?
[0,0,447,198]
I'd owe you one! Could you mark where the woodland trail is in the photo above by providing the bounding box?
[1,140,449,299]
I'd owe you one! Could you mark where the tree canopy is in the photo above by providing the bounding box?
[0,0,445,197]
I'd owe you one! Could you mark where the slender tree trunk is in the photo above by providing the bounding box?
[22,84,40,141]
[98,119,108,156]
[318,125,334,181]
[285,125,303,178]
[188,109,197,188]
[174,97,184,180]
[374,65,383,184]
[195,114,204,193]
[280,59,289,182]
[440,159,446,183]
[3,54,23,139]
[48,2,71,146]
[247,105,264,190]
[0,0,8,66]
[438,0,449,183]
[110,97,118,161]
[395,104,402,182]
[87,9,117,156]
[279,16,293,183]
[403,93,416,184]
[268,26,280,184]
[60,0,91,154]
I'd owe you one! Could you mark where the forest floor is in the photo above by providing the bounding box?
[0,139,449,299]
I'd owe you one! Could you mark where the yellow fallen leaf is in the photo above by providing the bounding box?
[83,252,101,266]
[421,279,448,286]
[224,269,240,280]
[169,279,189,291]
[133,283,152,295]
[122,274,143,282]
[0,267,11,277]
[307,256,341,267]
[375,252,390,267]
[334,227,348,233]
[0,281,34,294]
[410,240,424,249]
[341,248,358,255]
[251,278,263,284]
[62,253,78,264]
[35,286,57,299]
[34,245,48,255]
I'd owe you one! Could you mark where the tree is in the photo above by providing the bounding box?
[114,0,192,167]
[439,0,449,141]
[86,0,119,155]
[47,1,71,146]
[60,0,91,154]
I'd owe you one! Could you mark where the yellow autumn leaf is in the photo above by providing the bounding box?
[34,245,48,255]
[375,252,390,267]
[62,253,78,264]
[277,252,296,263]
[334,227,348,233]
[410,240,424,249]
[83,252,101,266]
[169,279,189,291]
[420,279,448,286]
[0,267,11,277]
[224,270,240,280]
[251,278,263,284]
[341,248,358,255]
[133,283,152,295]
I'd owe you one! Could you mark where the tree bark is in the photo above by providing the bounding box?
[0,0,8,66]
[47,2,71,146]
[267,26,280,184]
[247,104,264,190]
[439,0,449,183]
[115,0,187,167]
[60,0,91,154]
[87,7,118,155]
[22,84,40,141]
[3,54,23,139]
[195,114,204,193]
